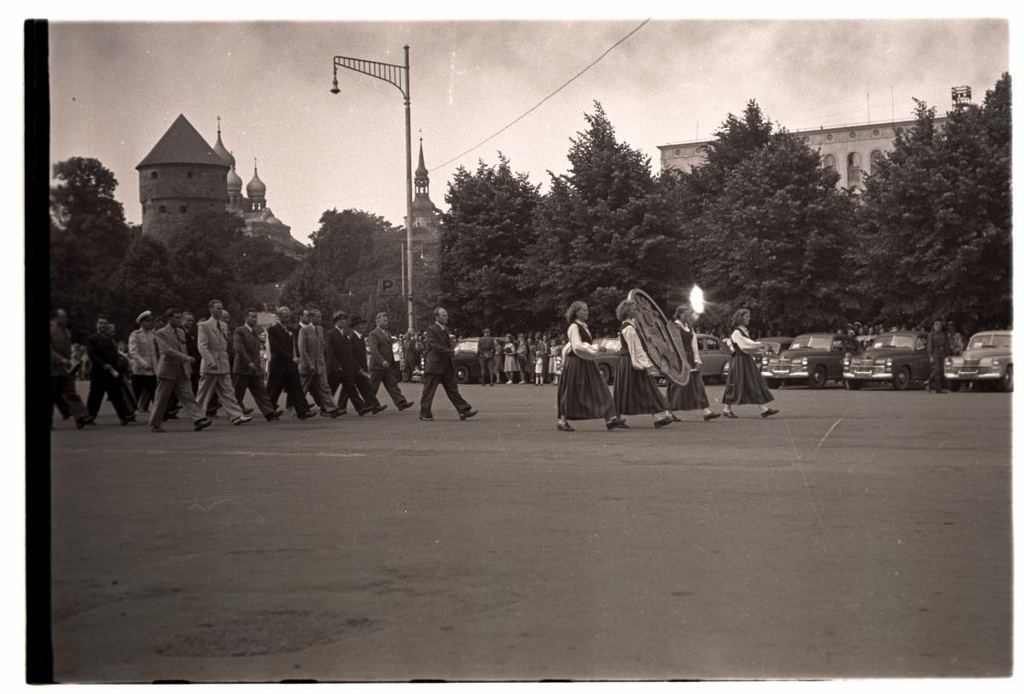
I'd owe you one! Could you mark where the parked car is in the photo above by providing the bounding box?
[594,333,731,385]
[723,336,793,379]
[944,330,1013,392]
[761,332,863,389]
[842,331,930,390]
[452,336,510,384]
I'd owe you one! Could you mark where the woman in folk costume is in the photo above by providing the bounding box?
[612,299,675,429]
[666,304,721,422]
[722,308,779,419]
[556,301,625,432]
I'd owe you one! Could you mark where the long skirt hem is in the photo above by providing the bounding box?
[722,353,774,405]
[613,354,669,415]
[557,354,616,420]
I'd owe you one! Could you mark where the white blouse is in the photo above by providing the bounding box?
[566,320,602,360]
[730,327,763,352]
[621,321,654,370]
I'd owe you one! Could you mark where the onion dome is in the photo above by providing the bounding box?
[246,161,266,198]
[226,161,243,192]
[212,120,235,167]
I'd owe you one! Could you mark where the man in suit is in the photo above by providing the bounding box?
[346,316,387,414]
[368,312,414,411]
[232,308,283,421]
[927,319,950,394]
[127,310,159,413]
[196,299,252,425]
[477,328,497,386]
[266,306,315,420]
[327,311,379,416]
[298,308,343,418]
[50,308,94,429]
[419,307,477,422]
[148,308,212,432]
[85,315,135,425]
[181,311,201,394]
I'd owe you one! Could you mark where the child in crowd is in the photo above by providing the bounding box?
[534,353,544,385]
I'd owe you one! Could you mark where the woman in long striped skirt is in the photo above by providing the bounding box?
[665,304,721,421]
[556,301,624,432]
[722,308,779,419]
[612,299,674,428]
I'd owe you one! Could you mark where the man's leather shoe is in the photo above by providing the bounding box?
[296,410,316,420]
[75,415,95,429]
[151,425,166,433]
[372,405,388,414]
[357,407,373,417]
[120,414,136,426]
[328,409,343,418]
[193,418,212,431]
[232,415,253,425]
[242,407,254,416]
[419,414,434,421]
[459,409,478,421]
[398,401,415,411]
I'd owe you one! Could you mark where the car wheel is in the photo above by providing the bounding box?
[455,365,471,384]
[947,381,961,392]
[765,378,781,389]
[598,363,613,385]
[808,365,827,389]
[999,366,1013,392]
[845,379,863,391]
[893,365,911,391]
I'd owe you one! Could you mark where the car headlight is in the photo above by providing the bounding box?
[885,358,892,368]
[945,357,952,366]
[844,356,851,366]
[801,357,808,366]
[992,359,1002,366]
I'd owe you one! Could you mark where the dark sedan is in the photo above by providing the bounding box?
[761,333,863,389]
[452,336,510,384]
[843,331,931,390]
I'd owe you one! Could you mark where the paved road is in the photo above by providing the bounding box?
[47,380,1012,682]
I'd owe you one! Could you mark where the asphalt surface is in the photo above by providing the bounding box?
[46,379,1012,682]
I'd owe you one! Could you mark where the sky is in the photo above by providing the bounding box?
[44,9,1011,248]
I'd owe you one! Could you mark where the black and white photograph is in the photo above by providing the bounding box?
[25,5,1017,686]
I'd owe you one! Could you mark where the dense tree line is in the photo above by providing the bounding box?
[52,73,1011,342]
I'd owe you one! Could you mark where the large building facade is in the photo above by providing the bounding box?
[658,117,947,190]
[136,115,307,260]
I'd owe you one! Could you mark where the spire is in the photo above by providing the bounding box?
[212,116,235,167]
[415,137,428,178]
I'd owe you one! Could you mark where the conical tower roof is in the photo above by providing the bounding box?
[415,138,429,178]
[136,114,229,170]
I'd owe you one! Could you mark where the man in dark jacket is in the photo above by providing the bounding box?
[233,308,282,421]
[477,328,497,386]
[419,308,476,422]
[50,308,94,429]
[927,319,950,393]
[326,311,380,416]
[85,315,135,425]
[342,316,386,414]
[265,306,314,419]
[368,312,414,411]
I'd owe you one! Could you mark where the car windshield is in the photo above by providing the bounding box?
[871,335,916,350]
[970,334,1011,349]
[454,340,477,352]
[789,335,832,350]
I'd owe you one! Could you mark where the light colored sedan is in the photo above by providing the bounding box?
[944,330,1013,392]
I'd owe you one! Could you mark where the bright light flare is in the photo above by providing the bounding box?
[689,285,705,314]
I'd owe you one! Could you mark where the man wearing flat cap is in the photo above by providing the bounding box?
[326,311,375,416]
[128,310,159,414]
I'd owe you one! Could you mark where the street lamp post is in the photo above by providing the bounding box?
[331,45,415,333]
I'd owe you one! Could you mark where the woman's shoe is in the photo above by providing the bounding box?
[761,408,779,418]
[703,412,722,421]
[557,422,575,432]
[722,411,738,419]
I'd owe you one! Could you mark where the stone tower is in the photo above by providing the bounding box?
[136,114,230,239]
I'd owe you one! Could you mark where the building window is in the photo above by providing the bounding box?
[158,205,167,214]
[847,152,862,187]
[823,154,836,169]
[870,150,884,175]
[150,171,158,179]
[825,133,834,142]
[187,171,194,179]
[674,148,681,156]
[849,131,858,139]
[872,129,881,137]
[179,205,187,213]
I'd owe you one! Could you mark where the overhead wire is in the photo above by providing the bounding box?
[430,18,651,173]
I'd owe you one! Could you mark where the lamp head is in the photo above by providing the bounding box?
[330,72,340,95]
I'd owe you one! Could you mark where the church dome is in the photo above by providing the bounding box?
[226,163,243,192]
[213,129,234,167]
[246,165,266,198]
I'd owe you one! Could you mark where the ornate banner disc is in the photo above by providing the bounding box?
[627,288,692,387]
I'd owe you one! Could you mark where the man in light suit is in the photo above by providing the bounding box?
[368,312,414,411]
[148,308,212,432]
[196,299,252,425]
[419,307,477,422]
[298,308,342,418]
[232,308,283,421]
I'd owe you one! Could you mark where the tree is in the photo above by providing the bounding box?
[521,102,683,332]
[164,209,250,317]
[108,233,180,329]
[228,235,299,285]
[49,157,134,337]
[854,73,1012,330]
[686,131,856,334]
[437,153,541,333]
